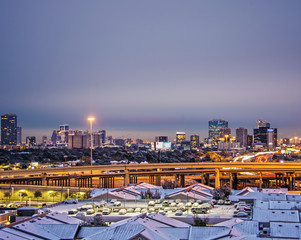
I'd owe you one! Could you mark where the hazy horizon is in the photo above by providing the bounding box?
[1,1,301,142]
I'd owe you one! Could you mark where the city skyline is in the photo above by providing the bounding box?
[1,114,298,143]
[1,1,301,141]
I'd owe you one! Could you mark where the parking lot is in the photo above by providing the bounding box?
[49,199,238,222]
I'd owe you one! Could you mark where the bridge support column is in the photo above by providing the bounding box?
[180,174,185,187]
[175,174,180,186]
[41,173,47,186]
[129,176,138,184]
[287,172,296,191]
[99,177,114,188]
[124,169,130,186]
[259,172,263,189]
[215,168,220,189]
[201,173,205,184]
[229,173,233,189]
[156,175,161,186]
[149,175,155,185]
[204,173,210,186]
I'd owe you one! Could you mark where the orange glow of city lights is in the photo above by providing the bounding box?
[88,117,95,121]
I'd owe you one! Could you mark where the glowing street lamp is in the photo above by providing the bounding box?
[88,117,95,167]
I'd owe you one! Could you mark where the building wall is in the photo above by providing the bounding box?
[209,119,228,139]
[1,114,17,145]
[236,128,248,148]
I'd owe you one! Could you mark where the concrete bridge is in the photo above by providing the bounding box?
[1,162,301,190]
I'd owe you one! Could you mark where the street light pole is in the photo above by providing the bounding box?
[88,117,95,167]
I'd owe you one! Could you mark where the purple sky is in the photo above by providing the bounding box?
[1,1,301,142]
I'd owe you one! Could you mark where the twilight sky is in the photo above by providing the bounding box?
[1,1,301,141]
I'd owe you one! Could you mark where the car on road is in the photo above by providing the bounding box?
[75,212,85,218]
[234,212,249,218]
[113,201,121,207]
[79,205,93,211]
[135,208,141,213]
[175,210,183,216]
[102,208,111,215]
[224,199,232,205]
[68,209,78,215]
[158,210,165,215]
[148,201,155,206]
[87,209,95,215]
[217,199,224,205]
[118,209,127,215]
[64,198,78,204]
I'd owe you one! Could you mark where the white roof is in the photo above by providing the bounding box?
[236,187,255,196]
[214,218,244,228]
[77,227,110,239]
[130,182,160,189]
[253,208,299,222]
[270,221,301,238]
[287,194,301,201]
[254,200,269,209]
[261,188,288,194]
[233,221,259,235]
[188,226,230,240]
[0,228,44,240]
[165,184,213,200]
[46,211,82,224]
[261,193,287,201]
[269,200,301,210]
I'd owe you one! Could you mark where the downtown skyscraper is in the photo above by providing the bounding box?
[208,119,228,139]
[1,114,17,145]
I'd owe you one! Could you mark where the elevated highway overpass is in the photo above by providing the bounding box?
[1,162,301,190]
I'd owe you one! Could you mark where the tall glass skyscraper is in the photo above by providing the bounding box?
[208,119,228,139]
[1,114,17,145]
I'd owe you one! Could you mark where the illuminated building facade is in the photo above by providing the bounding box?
[254,122,277,149]
[1,114,17,145]
[26,136,36,146]
[68,132,104,149]
[247,135,253,148]
[236,128,248,148]
[42,136,47,144]
[155,136,168,142]
[17,126,22,145]
[98,130,106,144]
[176,132,186,144]
[282,138,290,145]
[208,119,228,139]
[219,127,231,138]
[190,135,199,149]
[256,120,269,128]
[51,130,57,144]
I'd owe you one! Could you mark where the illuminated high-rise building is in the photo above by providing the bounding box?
[190,135,199,149]
[209,119,228,139]
[17,126,22,145]
[42,136,47,144]
[98,130,106,144]
[220,127,231,138]
[247,135,253,148]
[26,136,36,146]
[155,136,168,142]
[176,132,186,144]
[256,120,270,128]
[236,128,248,148]
[1,114,17,145]
[254,120,277,149]
[51,130,57,144]
[68,131,105,149]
